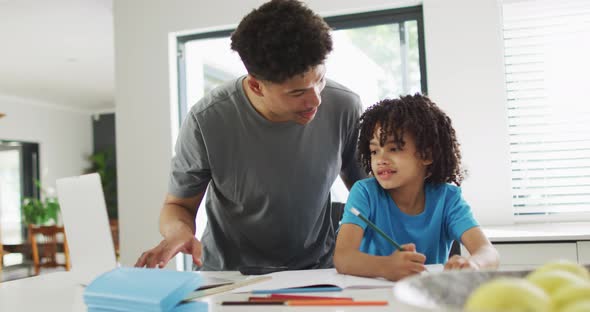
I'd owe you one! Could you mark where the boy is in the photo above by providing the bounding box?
[334,94,499,281]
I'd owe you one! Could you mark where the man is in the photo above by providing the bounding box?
[135,0,364,271]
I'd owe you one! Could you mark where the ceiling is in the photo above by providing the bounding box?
[0,0,114,113]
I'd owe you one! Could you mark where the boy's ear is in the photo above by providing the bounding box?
[246,76,264,97]
[422,149,433,166]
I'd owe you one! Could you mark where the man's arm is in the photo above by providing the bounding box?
[340,150,366,190]
[135,191,205,268]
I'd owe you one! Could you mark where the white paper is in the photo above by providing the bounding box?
[231,268,394,292]
[231,265,445,293]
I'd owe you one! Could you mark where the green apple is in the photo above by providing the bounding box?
[526,269,588,295]
[559,300,590,312]
[533,260,590,280]
[464,277,550,312]
[551,283,590,312]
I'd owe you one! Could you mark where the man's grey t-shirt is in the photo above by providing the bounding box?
[169,77,363,270]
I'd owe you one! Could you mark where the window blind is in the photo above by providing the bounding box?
[502,0,590,218]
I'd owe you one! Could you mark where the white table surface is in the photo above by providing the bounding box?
[0,271,428,312]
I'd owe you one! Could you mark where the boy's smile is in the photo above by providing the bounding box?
[375,167,397,180]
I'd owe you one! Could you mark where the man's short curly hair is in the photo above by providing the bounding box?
[230,0,332,83]
[358,94,465,186]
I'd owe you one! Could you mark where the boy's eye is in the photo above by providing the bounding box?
[390,147,398,152]
[370,150,376,155]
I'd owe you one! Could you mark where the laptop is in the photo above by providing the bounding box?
[56,173,117,285]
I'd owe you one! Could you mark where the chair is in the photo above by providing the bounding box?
[28,224,71,275]
[56,173,117,285]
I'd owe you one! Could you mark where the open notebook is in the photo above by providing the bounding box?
[231,266,444,293]
[56,173,117,285]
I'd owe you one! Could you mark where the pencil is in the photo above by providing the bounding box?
[288,300,388,306]
[222,301,284,305]
[248,295,353,302]
[350,207,403,251]
[221,300,388,306]
[269,294,353,300]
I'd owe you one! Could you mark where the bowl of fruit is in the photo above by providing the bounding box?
[392,260,590,312]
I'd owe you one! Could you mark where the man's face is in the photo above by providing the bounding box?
[258,65,327,125]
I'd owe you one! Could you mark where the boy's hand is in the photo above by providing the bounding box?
[444,255,479,270]
[383,243,426,281]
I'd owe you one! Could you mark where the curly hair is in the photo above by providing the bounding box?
[358,94,465,186]
[230,0,332,83]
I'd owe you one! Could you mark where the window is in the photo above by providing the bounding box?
[177,7,426,117]
[0,140,39,266]
[502,0,590,220]
[0,145,22,243]
[174,7,427,269]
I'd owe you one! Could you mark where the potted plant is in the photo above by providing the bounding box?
[86,148,117,220]
[21,181,60,226]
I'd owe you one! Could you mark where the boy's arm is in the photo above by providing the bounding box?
[334,223,426,281]
[445,227,500,270]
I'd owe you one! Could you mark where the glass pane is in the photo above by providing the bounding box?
[327,22,422,201]
[185,37,246,111]
[327,21,421,110]
[0,147,23,244]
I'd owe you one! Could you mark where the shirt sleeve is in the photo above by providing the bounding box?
[340,96,367,186]
[340,181,371,231]
[168,111,212,198]
[445,186,479,242]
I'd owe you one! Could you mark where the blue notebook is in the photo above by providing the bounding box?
[84,267,203,312]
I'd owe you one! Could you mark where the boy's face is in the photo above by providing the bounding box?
[255,65,327,125]
[369,126,432,191]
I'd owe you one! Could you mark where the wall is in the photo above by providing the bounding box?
[423,0,513,225]
[113,0,512,267]
[0,95,93,195]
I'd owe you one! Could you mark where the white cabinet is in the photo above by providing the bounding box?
[578,241,590,264]
[493,243,578,271]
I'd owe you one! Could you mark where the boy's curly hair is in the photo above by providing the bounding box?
[230,0,332,83]
[358,94,465,186]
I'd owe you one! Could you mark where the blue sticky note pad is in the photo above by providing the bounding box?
[84,267,202,312]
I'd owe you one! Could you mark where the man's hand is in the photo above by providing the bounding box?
[135,232,203,268]
[444,255,479,270]
[382,243,426,281]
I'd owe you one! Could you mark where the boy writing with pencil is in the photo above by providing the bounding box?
[334,94,499,281]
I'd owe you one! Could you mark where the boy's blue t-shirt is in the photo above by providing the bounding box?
[340,177,478,264]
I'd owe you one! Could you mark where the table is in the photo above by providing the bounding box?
[0,271,428,311]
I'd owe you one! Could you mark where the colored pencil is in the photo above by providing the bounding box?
[287,299,388,306]
[269,294,353,300]
[221,300,388,306]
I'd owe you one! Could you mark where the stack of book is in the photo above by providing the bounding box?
[84,267,207,312]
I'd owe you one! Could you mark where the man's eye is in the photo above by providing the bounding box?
[370,150,376,155]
